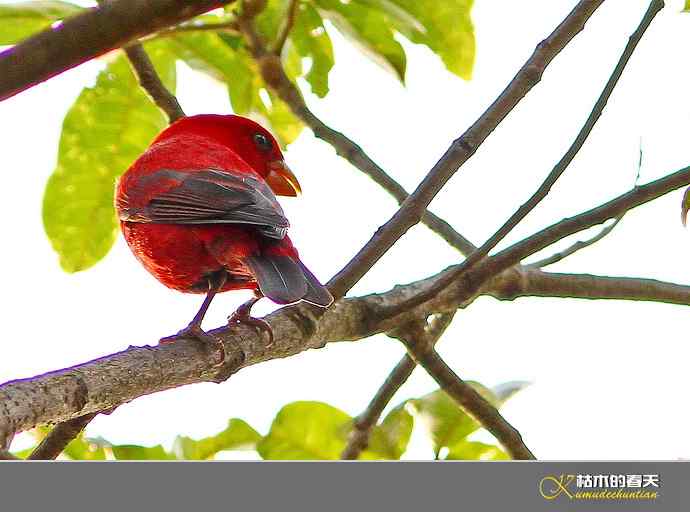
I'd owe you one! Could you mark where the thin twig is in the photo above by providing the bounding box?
[28,413,98,460]
[526,215,623,268]
[479,165,690,283]
[341,313,455,460]
[0,0,233,101]
[399,324,535,460]
[152,20,240,39]
[382,0,664,318]
[124,44,185,123]
[323,0,607,299]
[273,0,299,55]
[240,1,606,272]
[340,355,414,460]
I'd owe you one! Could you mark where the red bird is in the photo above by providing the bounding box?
[115,114,333,362]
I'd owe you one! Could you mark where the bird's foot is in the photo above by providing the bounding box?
[160,324,226,366]
[228,303,274,348]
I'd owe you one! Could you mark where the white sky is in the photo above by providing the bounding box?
[2,0,690,459]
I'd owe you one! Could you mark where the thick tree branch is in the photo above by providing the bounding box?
[398,323,535,460]
[5,255,690,447]
[27,413,97,460]
[124,44,185,123]
[0,0,234,102]
[1,154,688,444]
[387,0,663,317]
[340,313,455,460]
[526,215,623,268]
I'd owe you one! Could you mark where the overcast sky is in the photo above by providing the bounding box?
[2,0,690,459]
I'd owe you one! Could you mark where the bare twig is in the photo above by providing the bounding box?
[241,2,608,267]
[124,44,185,123]
[340,355,415,460]
[481,165,690,281]
[399,324,535,460]
[526,215,623,268]
[323,0,606,299]
[341,313,455,460]
[152,20,240,39]
[28,413,98,460]
[0,0,234,102]
[273,0,299,55]
[385,0,664,317]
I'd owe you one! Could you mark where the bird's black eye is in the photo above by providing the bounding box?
[253,133,272,152]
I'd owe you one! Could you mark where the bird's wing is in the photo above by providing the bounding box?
[119,168,289,239]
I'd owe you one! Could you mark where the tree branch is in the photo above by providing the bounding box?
[398,323,535,460]
[151,20,240,39]
[526,215,623,268]
[241,1,607,268]
[0,0,234,102]
[323,0,607,299]
[503,270,690,305]
[482,165,690,281]
[386,0,664,317]
[5,240,690,449]
[273,0,299,55]
[124,44,185,123]
[27,413,98,460]
[340,313,455,460]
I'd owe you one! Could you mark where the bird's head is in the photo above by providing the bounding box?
[155,114,302,197]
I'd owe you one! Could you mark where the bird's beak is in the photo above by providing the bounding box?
[266,160,302,197]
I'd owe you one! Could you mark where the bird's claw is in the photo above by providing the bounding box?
[228,311,274,348]
[160,324,226,367]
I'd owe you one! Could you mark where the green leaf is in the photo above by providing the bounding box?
[254,0,289,43]
[254,87,304,147]
[0,1,82,45]
[289,3,334,97]
[684,1,690,12]
[173,419,262,460]
[389,0,475,79]
[445,440,509,461]
[409,384,498,457]
[365,405,413,460]
[42,49,173,272]
[167,32,255,115]
[112,444,177,460]
[62,434,107,460]
[257,401,351,459]
[315,0,407,81]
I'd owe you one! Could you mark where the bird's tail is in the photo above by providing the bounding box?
[245,255,334,307]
